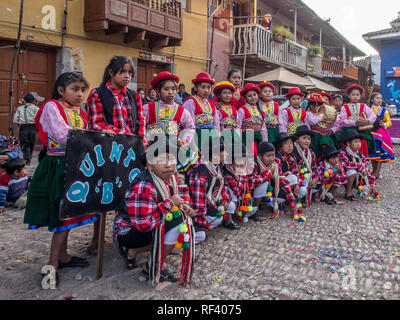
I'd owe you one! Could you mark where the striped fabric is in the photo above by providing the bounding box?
[0,174,29,208]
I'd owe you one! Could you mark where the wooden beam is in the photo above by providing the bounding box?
[124,30,146,44]
[95,212,107,280]
[169,38,182,47]
[84,20,108,32]
[105,25,129,35]
[149,36,170,49]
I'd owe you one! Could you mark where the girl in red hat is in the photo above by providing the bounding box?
[237,83,269,156]
[369,92,395,178]
[338,84,377,160]
[257,81,281,143]
[306,93,340,159]
[213,81,241,143]
[143,71,195,147]
[279,87,325,135]
[227,69,246,110]
[183,72,220,150]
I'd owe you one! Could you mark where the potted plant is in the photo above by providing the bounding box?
[307,45,324,57]
[271,26,294,43]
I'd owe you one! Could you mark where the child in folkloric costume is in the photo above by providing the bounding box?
[315,146,347,205]
[292,125,319,207]
[113,141,196,284]
[339,130,377,201]
[251,142,299,220]
[213,81,241,144]
[274,132,300,197]
[187,138,230,243]
[237,83,268,156]
[338,84,377,160]
[144,71,195,146]
[183,72,220,150]
[257,81,280,144]
[226,69,246,110]
[307,93,340,159]
[279,87,325,135]
[24,73,99,287]
[369,93,395,178]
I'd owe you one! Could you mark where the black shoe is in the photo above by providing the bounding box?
[344,195,355,201]
[58,256,89,269]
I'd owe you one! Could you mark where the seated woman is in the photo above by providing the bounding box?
[113,141,196,285]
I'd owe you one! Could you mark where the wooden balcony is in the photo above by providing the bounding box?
[230,24,307,72]
[84,0,183,49]
[322,58,358,80]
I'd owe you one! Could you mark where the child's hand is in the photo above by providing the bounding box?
[170,195,185,206]
[180,204,196,218]
[310,178,318,189]
[0,208,6,214]
[103,129,116,136]
[177,174,185,185]
[293,185,300,196]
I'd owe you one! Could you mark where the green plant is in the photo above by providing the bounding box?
[271,26,294,41]
[307,45,324,57]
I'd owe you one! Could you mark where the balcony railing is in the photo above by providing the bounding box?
[84,0,183,48]
[322,58,359,80]
[230,24,307,71]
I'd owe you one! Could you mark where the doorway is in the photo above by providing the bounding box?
[137,60,167,98]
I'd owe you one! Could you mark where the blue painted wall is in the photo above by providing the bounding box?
[380,40,400,112]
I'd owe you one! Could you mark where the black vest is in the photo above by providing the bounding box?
[96,84,139,135]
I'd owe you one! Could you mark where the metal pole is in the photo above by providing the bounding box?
[242,15,250,87]
[294,8,297,43]
[208,16,215,74]
[8,0,24,137]
[319,28,322,48]
[61,0,69,74]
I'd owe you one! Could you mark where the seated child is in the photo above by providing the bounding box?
[188,137,230,243]
[113,141,196,285]
[0,158,29,212]
[222,143,270,224]
[292,125,319,207]
[316,146,347,205]
[274,132,300,196]
[339,129,377,201]
[251,142,299,220]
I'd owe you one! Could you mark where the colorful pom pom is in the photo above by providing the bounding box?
[172,206,179,212]
[326,184,332,189]
[247,206,253,213]
[175,242,183,249]
[267,192,273,197]
[304,174,309,179]
[173,210,181,219]
[238,211,243,217]
[182,242,190,250]
[165,213,173,222]
[328,170,334,175]
[324,172,330,178]
[245,193,251,199]
[177,234,185,243]
[333,168,337,173]
[243,217,248,223]
[216,212,222,218]
[179,224,188,234]
[300,169,305,174]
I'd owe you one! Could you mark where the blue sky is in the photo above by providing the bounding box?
[303,0,398,56]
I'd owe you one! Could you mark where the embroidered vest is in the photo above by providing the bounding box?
[309,111,329,135]
[35,100,87,156]
[344,103,366,121]
[146,101,183,136]
[216,103,237,129]
[240,104,265,132]
[286,107,306,135]
[259,101,279,128]
[190,96,215,129]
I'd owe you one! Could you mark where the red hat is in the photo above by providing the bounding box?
[320,91,332,103]
[258,81,276,94]
[307,93,324,104]
[240,83,261,97]
[151,71,180,89]
[192,72,215,85]
[285,87,305,99]
[213,81,235,95]
[346,84,364,95]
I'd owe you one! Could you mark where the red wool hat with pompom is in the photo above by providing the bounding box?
[151,71,180,89]
[346,84,364,95]
[192,72,215,85]
[258,81,276,94]
[320,91,332,103]
[285,87,305,99]
[240,83,261,97]
[307,93,324,103]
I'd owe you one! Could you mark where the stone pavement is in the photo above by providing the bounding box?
[1,149,400,300]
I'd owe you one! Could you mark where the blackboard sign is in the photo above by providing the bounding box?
[60,130,145,219]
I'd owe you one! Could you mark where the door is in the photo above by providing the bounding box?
[137,60,166,97]
[0,40,56,136]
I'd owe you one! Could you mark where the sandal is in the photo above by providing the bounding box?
[142,264,179,282]
[86,241,98,256]
[116,240,137,270]
[249,214,268,222]
[344,195,355,202]
[223,222,240,230]
[58,256,89,269]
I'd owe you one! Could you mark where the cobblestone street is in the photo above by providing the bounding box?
[1,148,400,301]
